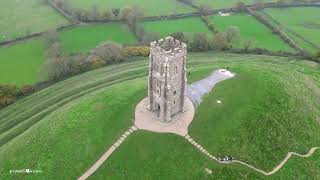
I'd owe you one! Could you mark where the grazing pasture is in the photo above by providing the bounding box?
[0,39,46,86]
[193,0,274,9]
[0,23,137,85]
[67,0,195,16]
[210,13,294,52]
[141,17,212,38]
[263,7,320,53]
[59,24,137,54]
[0,0,69,42]
[0,53,319,179]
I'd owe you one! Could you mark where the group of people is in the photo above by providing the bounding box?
[218,154,234,163]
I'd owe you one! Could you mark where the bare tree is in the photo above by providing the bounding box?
[191,33,210,51]
[89,41,123,64]
[234,1,246,12]
[41,42,71,80]
[199,5,212,16]
[225,26,240,47]
[252,0,265,10]
[211,32,228,51]
[44,29,59,44]
[141,32,161,45]
[243,38,256,51]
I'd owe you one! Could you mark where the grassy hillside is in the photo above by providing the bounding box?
[142,17,212,38]
[210,13,294,52]
[59,24,137,54]
[87,54,320,179]
[67,0,195,16]
[0,53,319,179]
[0,0,69,42]
[263,7,320,53]
[0,39,46,85]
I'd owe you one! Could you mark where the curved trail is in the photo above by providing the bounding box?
[78,125,138,180]
[185,135,319,176]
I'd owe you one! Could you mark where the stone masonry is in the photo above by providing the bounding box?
[148,36,187,122]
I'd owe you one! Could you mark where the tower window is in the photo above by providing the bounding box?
[174,66,178,74]
[173,90,177,95]
[174,101,176,104]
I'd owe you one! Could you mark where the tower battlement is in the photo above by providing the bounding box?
[150,36,187,59]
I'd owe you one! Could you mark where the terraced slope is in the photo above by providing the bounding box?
[0,53,319,179]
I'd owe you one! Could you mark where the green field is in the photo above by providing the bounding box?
[68,0,195,16]
[0,39,46,85]
[0,53,319,179]
[263,7,320,53]
[142,17,212,39]
[0,0,69,42]
[59,24,137,54]
[0,23,137,85]
[194,0,274,9]
[210,13,294,52]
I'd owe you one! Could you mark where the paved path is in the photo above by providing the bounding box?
[78,125,138,180]
[187,69,235,106]
[134,97,194,136]
[185,134,319,176]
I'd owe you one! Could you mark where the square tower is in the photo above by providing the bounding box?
[148,36,187,122]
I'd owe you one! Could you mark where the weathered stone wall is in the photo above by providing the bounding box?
[148,36,187,122]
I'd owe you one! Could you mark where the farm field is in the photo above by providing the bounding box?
[67,0,195,16]
[0,39,46,85]
[210,13,294,52]
[59,24,137,54]
[263,7,320,53]
[141,17,212,39]
[0,53,319,179]
[0,0,69,42]
[0,23,137,85]
[193,0,274,9]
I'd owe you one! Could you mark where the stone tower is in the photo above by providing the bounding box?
[148,36,187,122]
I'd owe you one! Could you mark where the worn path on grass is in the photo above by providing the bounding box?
[78,125,138,180]
[185,134,319,176]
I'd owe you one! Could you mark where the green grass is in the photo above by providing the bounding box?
[194,0,274,9]
[263,7,320,53]
[90,132,320,179]
[0,77,146,179]
[90,131,263,179]
[189,63,320,171]
[0,53,319,179]
[67,0,195,16]
[210,13,294,52]
[59,24,137,54]
[141,17,212,39]
[90,55,320,179]
[0,0,69,42]
[0,23,137,85]
[0,39,46,85]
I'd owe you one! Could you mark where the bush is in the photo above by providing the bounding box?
[20,85,35,96]
[190,33,210,51]
[0,84,19,108]
[211,32,229,51]
[122,46,150,58]
[89,41,124,64]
